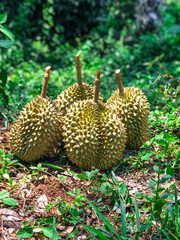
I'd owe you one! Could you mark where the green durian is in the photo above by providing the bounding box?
[62,71,127,170]
[106,69,150,148]
[55,54,103,116]
[10,67,62,162]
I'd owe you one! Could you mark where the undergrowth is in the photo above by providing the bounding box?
[0,97,179,239]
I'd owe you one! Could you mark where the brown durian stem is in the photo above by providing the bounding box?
[115,69,124,94]
[41,66,51,98]
[76,54,82,85]
[93,70,101,103]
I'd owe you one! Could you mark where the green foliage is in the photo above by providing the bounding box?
[0,190,18,206]
[0,13,14,47]
[16,217,61,239]
[0,13,15,110]
[67,188,86,207]
[0,1,179,239]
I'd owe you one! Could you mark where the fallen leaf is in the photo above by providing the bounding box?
[0,208,22,229]
[65,226,74,234]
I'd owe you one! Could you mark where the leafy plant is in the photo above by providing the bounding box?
[0,149,24,183]
[0,13,14,48]
[0,190,18,206]
[16,217,61,239]
[0,13,15,109]
[67,188,86,207]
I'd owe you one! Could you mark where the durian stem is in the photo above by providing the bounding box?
[76,54,82,86]
[41,66,51,98]
[115,69,124,94]
[93,70,101,103]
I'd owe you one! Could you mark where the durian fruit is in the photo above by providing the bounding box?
[106,69,150,148]
[55,54,103,116]
[62,71,127,170]
[10,66,62,162]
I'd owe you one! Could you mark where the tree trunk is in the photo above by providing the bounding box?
[137,0,163,33]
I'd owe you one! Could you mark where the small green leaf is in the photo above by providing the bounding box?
[41,217,54,225]
[154,199,166,217]
[58,203,66,215]
[77,173,86,181]
[100,185,107,195]
[119,182,126,197]
[148,181,156,191]
[0,190,9,199]
[155,139,167,146]
[165,167,175,176]
[16,227,33,239]
[111,171,117,185]
[67,191,75,197]
[160,174,171,183]
[153,166,159,172]
[72,207,79,217]
[164,133,176,142]
[0,27,14,42]
[42,227,61,239]
[175,150,180,161]
[86,169,98,180]
[0,39,13,48]
[141,152,153,161]
[2,197,18,206]
[0,13,7,24]
[3,173,9,179]
[140,222,152,232]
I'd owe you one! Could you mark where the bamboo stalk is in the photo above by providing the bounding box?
[76,54,82,85]
[115,69,124,94]
[41,66,51,98]
[93,70,101,103]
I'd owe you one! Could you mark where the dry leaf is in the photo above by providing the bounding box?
[0,208,22,229]
[65,226,74,234]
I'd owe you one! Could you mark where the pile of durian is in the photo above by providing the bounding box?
[10,55,150,170]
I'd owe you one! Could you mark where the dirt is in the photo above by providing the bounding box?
[0,120,179,240]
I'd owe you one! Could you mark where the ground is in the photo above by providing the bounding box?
[0,120,179,240]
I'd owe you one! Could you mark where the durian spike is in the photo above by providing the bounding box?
[93,70,101,103]
[115,69,124,94]
[76,54,82,86]
[41,66,51,98]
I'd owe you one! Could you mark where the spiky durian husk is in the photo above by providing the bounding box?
[62,100,126,170]
[106,87,150,148]
[55,82,103,116]
[10,96,62,162]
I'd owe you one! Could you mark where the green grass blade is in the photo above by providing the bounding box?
[120,197,127,238]
[161,212,168,230]
[162,230,171,240]
[88,201,120,239]
[174,185,178,216]
[134,197,140,232]
[83,225,111,240]
[40,163,63,170]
